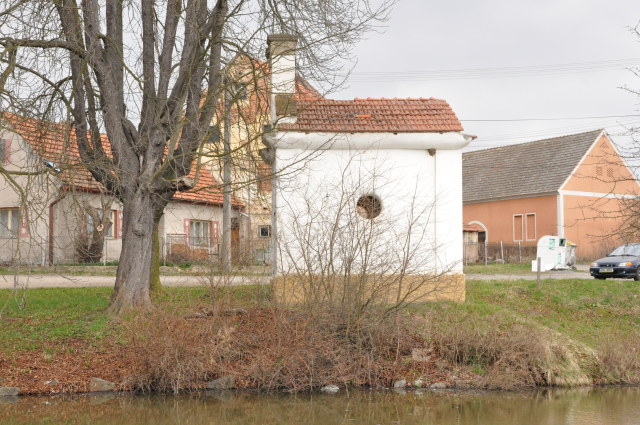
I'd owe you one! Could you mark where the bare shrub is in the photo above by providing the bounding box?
[123,306,427,393]
[221,308,423,391]
[123,311,227,393]
[596,331,640,384]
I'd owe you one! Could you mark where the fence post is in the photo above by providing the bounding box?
[536,257,541,289]
[161,235,166,265]
[484,241,488,265]
[500,241,504,262]
[518,241,522,263]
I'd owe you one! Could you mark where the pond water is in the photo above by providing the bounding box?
[1,387,640,425]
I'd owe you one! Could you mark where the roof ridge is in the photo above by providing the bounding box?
[324,97,447,102]
[464,128,604,156]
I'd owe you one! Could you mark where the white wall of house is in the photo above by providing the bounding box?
[51,192,123,264]
[272,132,469,276]
[1,126,233,264]
[0,130,57,264]
[161,202,226,237]
[160,201,237,259]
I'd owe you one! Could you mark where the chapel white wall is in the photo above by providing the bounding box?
[273,140,465,276]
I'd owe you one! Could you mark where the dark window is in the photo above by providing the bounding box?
[0,208,19,237]
[356,195,382,219]
[258,225,271,238]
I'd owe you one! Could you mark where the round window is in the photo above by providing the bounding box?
[356,194,382,219]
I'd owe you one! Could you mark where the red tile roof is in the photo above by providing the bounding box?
[463,223,484,232]
[1,113,243,207]
[278,98,463,133]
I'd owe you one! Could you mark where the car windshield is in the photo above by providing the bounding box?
[609,244,640,257]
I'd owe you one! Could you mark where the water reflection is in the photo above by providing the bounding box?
[1,387,639,425]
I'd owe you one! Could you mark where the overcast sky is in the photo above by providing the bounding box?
[334,0,640,152]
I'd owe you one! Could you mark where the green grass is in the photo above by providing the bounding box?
[0,287,113,352]
[413,278,640,347]
[0,285,270,353]
[2,278,638,356]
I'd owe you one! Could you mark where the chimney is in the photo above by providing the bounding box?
[266,34,298,124]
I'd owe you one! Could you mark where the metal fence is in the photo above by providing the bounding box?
[161,234,271,266]
[464,241,538,265]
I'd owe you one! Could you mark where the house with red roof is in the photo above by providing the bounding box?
[463,130,640,259]
[0,114,243,265]
[201,51,323,265]
[263,35,474,303]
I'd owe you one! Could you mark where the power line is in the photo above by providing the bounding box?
[346,57,640,82]
[466,119,640,148]
[461,114,640,122]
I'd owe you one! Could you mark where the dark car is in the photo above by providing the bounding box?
[590,243,640,280]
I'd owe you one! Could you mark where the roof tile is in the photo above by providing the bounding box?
[2,114,242,207]
[278,98,463,133]
[462,129,603,203]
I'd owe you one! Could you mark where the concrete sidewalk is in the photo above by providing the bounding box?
[465,264,602,281]
[0,274,271,289]
[0,267,603,289]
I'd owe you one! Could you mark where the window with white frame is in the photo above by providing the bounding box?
[190,220,211,246]
[513,214,523,242]
[525,213,536,241]
[0,208,19,237]
[258,225,271,238]
[87,210,115,238]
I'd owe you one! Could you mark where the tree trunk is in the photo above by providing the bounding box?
[107,192,156,314]
[221,87,232,272]
[87,228,105,263]
[149,222,162,294]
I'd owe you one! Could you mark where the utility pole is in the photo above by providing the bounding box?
[221,85,232,273]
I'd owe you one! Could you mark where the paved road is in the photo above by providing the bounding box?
[467,270,591,281]
[0,274,271,289]
[469,264,640,281]
[0,266,611,289]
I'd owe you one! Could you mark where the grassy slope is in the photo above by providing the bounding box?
[2,279,638,352]
[464,279,639,345]
[410,278,640,387]
[0,285,270,353]
[1,279,638,388]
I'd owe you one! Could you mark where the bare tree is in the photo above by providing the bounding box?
[0,0,392,313]
[73,195,114,264]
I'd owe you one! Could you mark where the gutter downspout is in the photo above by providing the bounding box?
[261,131,278,276]
[48,190,66,265]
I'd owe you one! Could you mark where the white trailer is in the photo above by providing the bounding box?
[531,236,577,272]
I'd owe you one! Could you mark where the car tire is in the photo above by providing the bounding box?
[635,267,640,281]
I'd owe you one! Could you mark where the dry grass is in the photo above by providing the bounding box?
[426,316,552,389]
[422,308,596,390]
[595,331,640,384]
[122,306,431,393]
[123,311,221,393]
